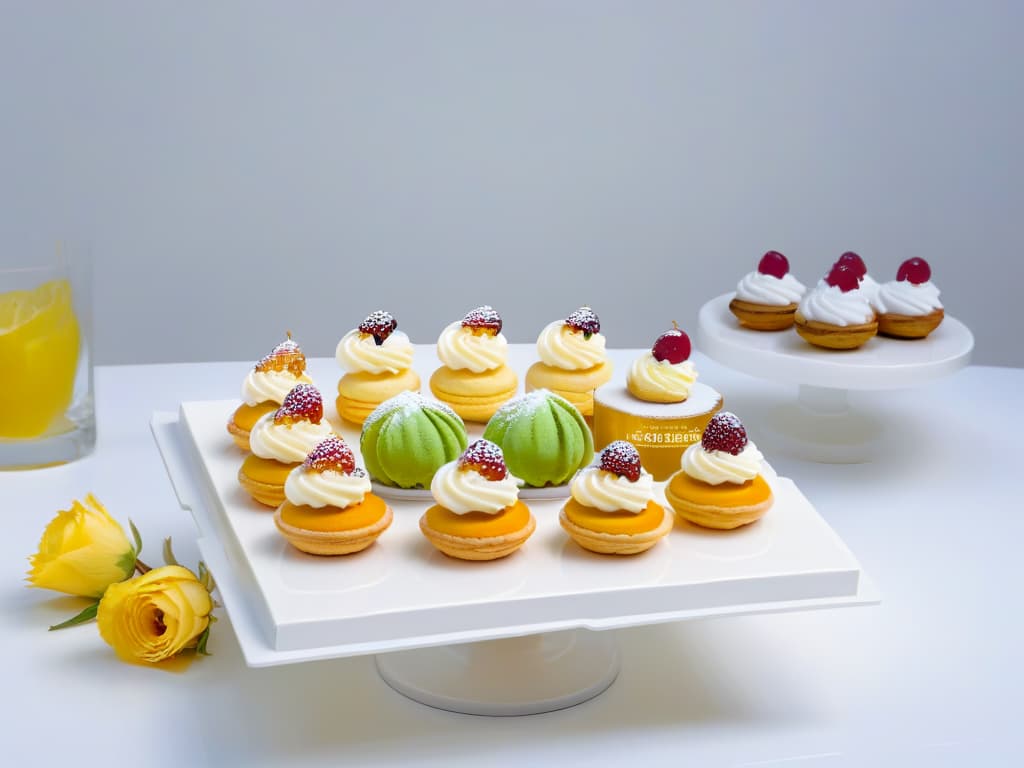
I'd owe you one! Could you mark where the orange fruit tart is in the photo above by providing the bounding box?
[664,411,773,530]
[274,436,392,555]
[238,384,335,507]
[419,439,535,561]
[559,441,672,555]
[227,333,312,451]
[525,306,612,417]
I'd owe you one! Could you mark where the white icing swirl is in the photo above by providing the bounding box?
[570,467,654,513]
[284,467,371,509]
[859,273,880,304]
[241,369,311,406]
[798,284,875,326]
[335,329,414,375]
[627,353,697,400]
[536,321,608,370]
[436,321,508,373]
[430,461,520,515]
[681,441,764,485]
[871,280,942,316]
[249,413,335,463]
[734,271,806,305]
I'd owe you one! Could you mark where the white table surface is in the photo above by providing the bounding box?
[3,347,1021,766]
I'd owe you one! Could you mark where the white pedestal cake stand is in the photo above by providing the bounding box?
[152,401,877,717]
[697,293,974,463]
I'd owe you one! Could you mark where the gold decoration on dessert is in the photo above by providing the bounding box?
[255,331,306,376]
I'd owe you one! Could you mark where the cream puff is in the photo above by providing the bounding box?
[872,257,944,339]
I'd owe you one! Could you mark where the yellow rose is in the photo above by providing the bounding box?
[27,494,136,598]
[97,565,213,664]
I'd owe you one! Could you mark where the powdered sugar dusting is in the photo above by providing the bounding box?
[598,440,642,481]
[361,390,459,433]
[458,438,508,480]
[304,435,356,474]
[701,411,747,455]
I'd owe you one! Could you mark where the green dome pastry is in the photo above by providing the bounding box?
[360,392,468,488]
[483,389,594,487]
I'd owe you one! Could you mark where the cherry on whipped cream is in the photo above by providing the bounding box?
[652,321,691,364]
[757,251,789,279]
[701,412,748,456]
[836,251,868,279]
[599,440,642,482]
[896,257,931,285]
[458,439,508,481]
[825,263,861,293]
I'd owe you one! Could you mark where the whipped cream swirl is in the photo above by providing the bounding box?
[871,280,942,316]
[570,467,654,513]
[536,321,608,370]
[628,353,697,400]
[284,467,371,509]
[249,414,335,463]
[436,321,509,373]
[335,329,414,375]
[735,271,806,305]
[430,461,520,514]
[681,441,764,485]
[799,284,875,326]
[241,369,311,406]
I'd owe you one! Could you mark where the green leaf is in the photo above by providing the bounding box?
[198,561,212,592]
[196,625,211,656]
[49,601,100,631]
[116,549,137,580]
[163,537,180,567]
[129,518,143,556]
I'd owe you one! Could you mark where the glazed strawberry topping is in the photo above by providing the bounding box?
[304,436,356,474]
[836,251,867,279]
[701,412,748,455]
[255,333,306,376]
[274,383,324,425]
[359,310,398,346]
[457,439,508,481]
[565,306,600,337]
[824,263,860,293]
[896,257,931,284]
[461,305,502,335]
[757,251,789,279]
[598,440,642,482]
[651,321,691,364]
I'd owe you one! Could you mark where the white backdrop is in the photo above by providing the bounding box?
[2,1,1021,366]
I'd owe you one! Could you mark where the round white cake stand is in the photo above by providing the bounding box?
[697,293,974,463]
[376,630,620,716]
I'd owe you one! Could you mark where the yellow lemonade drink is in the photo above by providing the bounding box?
[0,278,81,438]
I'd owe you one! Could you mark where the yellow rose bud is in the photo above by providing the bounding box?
[97,565,213,664]
[27,494,136,598]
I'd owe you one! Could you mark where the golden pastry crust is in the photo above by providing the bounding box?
[429,364,518,422]
[274,504,393,555]
[794,311,878,350]
[729,298,799,331]
[419,513,536,561]
[664,475,773,530]
[237,467,286,508]
[524,361,613,416]
[877,308,944,339]
[336,368,421,425]
[226,420,251,452]
[558,504,673,555]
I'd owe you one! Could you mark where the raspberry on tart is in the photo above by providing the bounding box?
[358,310,398,346]
[275,383,324,425]
[598,440,642,482]
[701,411,747,456]
[457,439,508,481]
[896,257,931,284]
[757,251,789,279]
[255,332,306,377]
[304,435,356,474]
[461,306,503,335]
[652,321,691,364]
[565,306,600,338]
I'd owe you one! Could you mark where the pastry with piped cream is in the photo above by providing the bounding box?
[419,439,535,561]
[795,263,877,349]
[626,322,699,404]
[335,310,420,425]
[274,436,392,555]
[872,257,944,339]
[729,251,806,331]
[227,334,312,451]
[559,441,672,555]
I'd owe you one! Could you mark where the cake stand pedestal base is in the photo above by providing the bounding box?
[762,385,881,464]
[375,630,620,716]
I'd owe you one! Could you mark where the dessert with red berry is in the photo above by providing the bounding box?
[627,321,699,404]
[525,306,613,417]
[335,310,420,425]
[274,436,393,556]
[429,306,518,422]
[227,332,313,451]
[419,439,536,561]
[238,384,337,507]
[664,412,773,529]
[870,257,945,339]
[794,262,878,349]
[729,250,807,331]
[559,441,673,555]
[831,251,880,303]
